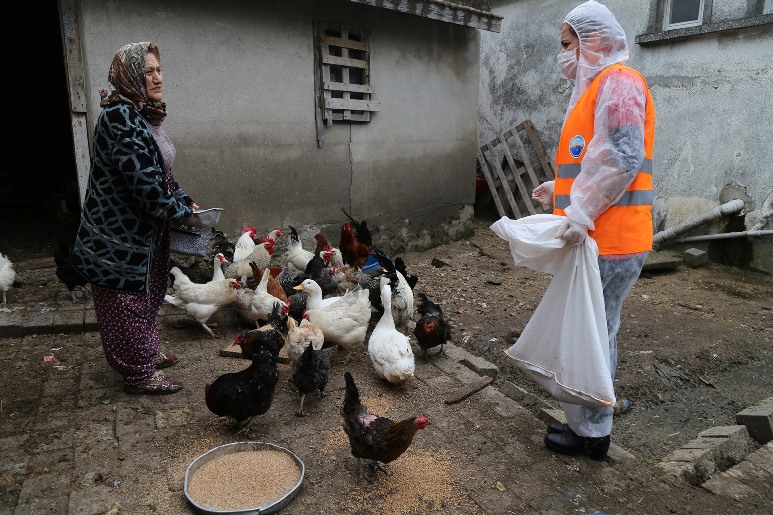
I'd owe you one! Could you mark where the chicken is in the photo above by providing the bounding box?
[164,268,239,338]
[285,290,308,323]
[394,257,418,291]
[341,371,430,481]
[286,315,325,368]
[348,269,385,312]
[298,282,371,362]
[223,240,275,280]
[304,252,338,297]
[256,227,284,246]
[170,252,228,285]
[232,225,257,262]
[291,343,337,416]
[413,292,452,358]
[314,233,344,268]
[276,263,304,298]
[368,280,415,385]
[341,207,373,247]
[286,225,316,273]
[339,220,371,268]
[0,252,16,307]
[243,265,288,327]
[51,194,88,302]
[54,241,88,302]
[237,300,287,355]
[374,252,415,334]
[249,261,288,304]
[205,314,284,433]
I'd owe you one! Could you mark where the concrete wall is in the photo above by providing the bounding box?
[75,0,480,251]
[479,0,772,273]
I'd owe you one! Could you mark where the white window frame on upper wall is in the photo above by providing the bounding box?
[663,0,705,30]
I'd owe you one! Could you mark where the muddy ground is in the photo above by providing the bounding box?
[1,210,771,514]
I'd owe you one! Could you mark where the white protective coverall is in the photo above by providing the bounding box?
[557,1,652,438]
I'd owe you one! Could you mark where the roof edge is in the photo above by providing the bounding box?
[346,0,503,32]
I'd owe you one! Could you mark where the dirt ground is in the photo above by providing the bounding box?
[1,211,772,514]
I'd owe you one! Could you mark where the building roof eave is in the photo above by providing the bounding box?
[346,0,503,33]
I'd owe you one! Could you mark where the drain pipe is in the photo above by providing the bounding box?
[653,198,745,247]
[673,229,773,243]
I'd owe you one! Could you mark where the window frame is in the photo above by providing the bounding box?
[663,0,705,30]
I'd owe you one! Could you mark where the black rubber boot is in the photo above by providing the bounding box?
[547,422,570,434]
[544,428,610,461]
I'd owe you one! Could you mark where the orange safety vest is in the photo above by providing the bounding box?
[553,64,655,255]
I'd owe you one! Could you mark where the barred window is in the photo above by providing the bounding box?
[314,21,381,134]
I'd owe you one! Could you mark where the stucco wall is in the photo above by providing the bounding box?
[76,0,480,250]
[479,0,772,272]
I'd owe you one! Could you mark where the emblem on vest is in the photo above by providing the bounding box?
[569,135,585,158]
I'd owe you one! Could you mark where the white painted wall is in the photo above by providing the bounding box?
[479,0,772,272]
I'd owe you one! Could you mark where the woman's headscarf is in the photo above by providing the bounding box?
[563,1,629,115]
[99,42,167,125]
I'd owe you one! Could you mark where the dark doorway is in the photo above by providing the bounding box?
[0,3,79,263]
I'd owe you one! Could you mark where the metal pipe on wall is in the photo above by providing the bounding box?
[673,230,773,243]
[653,198,746,246]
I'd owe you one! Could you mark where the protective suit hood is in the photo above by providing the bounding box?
[564,1,629,117]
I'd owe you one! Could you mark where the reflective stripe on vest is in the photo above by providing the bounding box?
[553,64,656,255]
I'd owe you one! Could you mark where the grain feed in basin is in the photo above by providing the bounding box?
[186,447,301,512]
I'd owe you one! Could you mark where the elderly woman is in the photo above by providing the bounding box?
[73,42,197,394]
[531,1,656,460]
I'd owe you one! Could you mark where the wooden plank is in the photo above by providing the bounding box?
[522,119,555,180]
[499,135,536,216]
[323,98,382,112]
[510,128,543,195]
[477,150,506,217]
[313,20,325,147]
[485,142,522,218]
[323,81,375,94]
[444,375,493,404]
[60,0,86,113]
[346,0,503,33]
[341,27,352,121]
[321,37,333,126]
[321,54,368,69]
[319,35,369,51]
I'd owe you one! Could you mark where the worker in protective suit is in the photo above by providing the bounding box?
[531,0,656,460]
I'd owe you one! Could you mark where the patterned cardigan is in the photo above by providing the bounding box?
[72,102,193,294]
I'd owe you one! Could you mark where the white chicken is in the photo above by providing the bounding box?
[367,279,415,385]
[285,315,325,368]
[164,267,239,338]
[245,267,288,326]
[301,284,371,363]
[286,226,315,273]
[224,240,275,280]
[1,252,16,308]
[232,225,257,262]
[390,270,415,335]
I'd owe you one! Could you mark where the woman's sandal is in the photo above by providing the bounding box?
[125,372,183,394]
[613,398,632,415]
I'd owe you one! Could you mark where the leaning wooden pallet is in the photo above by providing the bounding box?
[477,119,555,219]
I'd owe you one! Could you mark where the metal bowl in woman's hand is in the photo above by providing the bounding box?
[179,208,223,229]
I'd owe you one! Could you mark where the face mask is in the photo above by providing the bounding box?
[557,49,577,80]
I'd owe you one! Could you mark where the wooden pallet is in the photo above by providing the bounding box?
[477,120,555,219]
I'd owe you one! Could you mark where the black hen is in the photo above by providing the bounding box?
[291,343,337,416]
[52,192,88,301]
[341,208,373,247]
[204,347,279,433]
[413,293,452,358]
[305,253,338,296]
[349,270,383,312]
[341,371,430,481]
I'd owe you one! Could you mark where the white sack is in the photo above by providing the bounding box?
[490,214,615,408]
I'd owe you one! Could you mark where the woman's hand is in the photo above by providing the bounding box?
[191,203,200,210]
[531,181,555,208]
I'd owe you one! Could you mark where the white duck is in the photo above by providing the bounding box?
[367,279,415,385]
[294,278,344,310]
[299,283,371,363]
